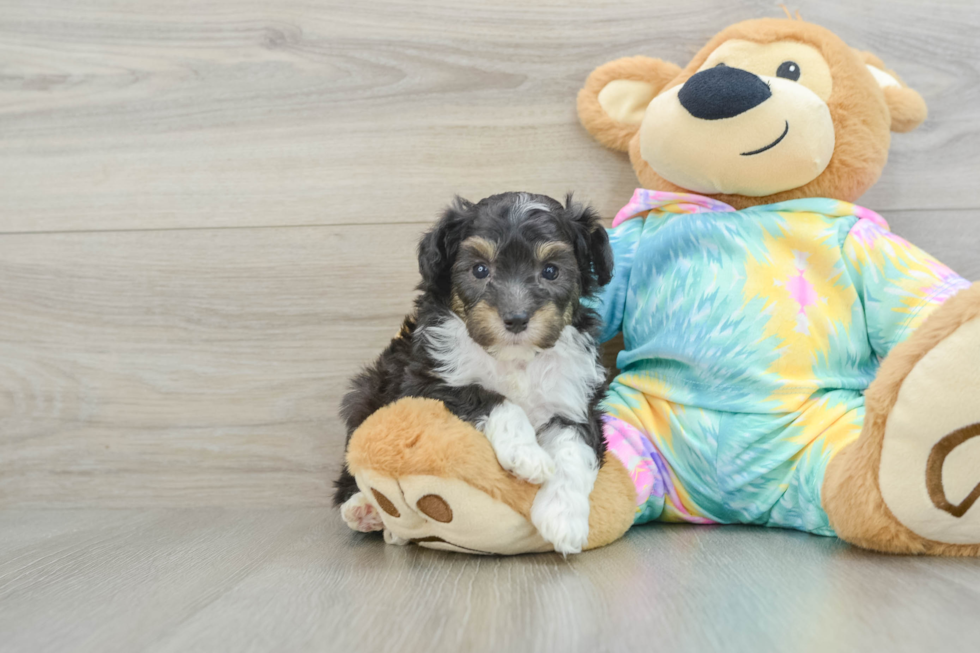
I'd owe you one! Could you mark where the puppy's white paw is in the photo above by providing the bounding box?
[496,443,555,484]
[341,492,384,533]
[483,401,554,483]
[531,481,591,555]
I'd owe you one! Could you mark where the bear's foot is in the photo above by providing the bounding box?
[343,397,637,555]
[825,282,980,555]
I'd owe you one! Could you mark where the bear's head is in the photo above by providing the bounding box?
[577,18,927,209]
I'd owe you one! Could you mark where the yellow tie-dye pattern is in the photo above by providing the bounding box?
[608,374,675,449]
[782,393,861,458]
[659,472,710,523]
[740,213,860,411]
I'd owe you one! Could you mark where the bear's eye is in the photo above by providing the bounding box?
[472,263,490,279]
[777,61,801,81]
[541,264,559,281]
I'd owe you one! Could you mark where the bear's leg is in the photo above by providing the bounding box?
[343,397,637,554]
[602,385,720,526]
[823,283,980,555]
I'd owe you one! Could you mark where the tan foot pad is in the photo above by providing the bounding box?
[355,471,552,555]
[879,316,980,544]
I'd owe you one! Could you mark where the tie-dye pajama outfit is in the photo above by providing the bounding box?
[595,190,970,535]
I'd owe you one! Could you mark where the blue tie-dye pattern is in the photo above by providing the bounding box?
[616,214,795,411]
[595,219,643,343]
[593,197,970,535]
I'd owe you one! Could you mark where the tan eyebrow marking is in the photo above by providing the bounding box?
[461,236,497,261]
[536,241,573,260]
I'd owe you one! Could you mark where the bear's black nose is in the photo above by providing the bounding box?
[678,65,772,120]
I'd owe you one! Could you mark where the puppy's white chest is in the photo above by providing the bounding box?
[425,318,604,429]
[487,348,533,395]
[493,359,539,414]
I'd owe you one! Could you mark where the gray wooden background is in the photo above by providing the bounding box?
[2,0,978,509]
[1,1,979,651]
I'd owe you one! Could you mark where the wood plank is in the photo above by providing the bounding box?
[1,2,979,651]
[0,509,317,653]
[0,0,978,234]
[2,508,980,653]
[0,224,425,507]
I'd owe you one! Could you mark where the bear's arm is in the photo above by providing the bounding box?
[842,218,972,359]
[584,218,644,343]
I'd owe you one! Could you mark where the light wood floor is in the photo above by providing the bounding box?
[1,1,979,651]
[4,509,980,653]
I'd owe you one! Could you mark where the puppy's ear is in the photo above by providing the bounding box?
[418,196,473,293]
[565,195,613,292]
[577,56,682,152]
[853,49,927,133]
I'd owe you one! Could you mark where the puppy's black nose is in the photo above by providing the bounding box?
[502,312,529,334]
[678,65,771,120]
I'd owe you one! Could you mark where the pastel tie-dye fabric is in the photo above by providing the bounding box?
[596,190,971,535]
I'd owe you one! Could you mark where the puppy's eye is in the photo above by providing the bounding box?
[541,264,559,281]
[472,263,490,279]
[776,61,801,81]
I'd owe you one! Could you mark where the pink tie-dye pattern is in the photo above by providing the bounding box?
[603,417,656,507]
[923,259,971,302]
[849,203,889,229]
[784,252,819,334]
[787,271,818,314]
[612,189,736,227]
[786,257,818,316]
[849,215,898,248]
[603,415,717,524]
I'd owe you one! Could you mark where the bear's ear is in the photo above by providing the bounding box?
[854,50,928,133]
[577,56,682,152]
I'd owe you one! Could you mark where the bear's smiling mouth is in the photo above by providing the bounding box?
[740,120,790,156]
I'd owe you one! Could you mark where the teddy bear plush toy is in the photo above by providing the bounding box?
[341,17,980,556]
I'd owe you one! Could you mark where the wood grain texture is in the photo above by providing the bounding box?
[0,223,426,506]
[0,0,978,510]
[2,509,980,653]
[2,3,980,649]
[0,0,978,233]
[0,0,980,507]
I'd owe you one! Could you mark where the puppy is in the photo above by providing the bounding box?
[334,192,614,554]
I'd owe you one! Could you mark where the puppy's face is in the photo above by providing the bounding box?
[453,227,579,352]
[419,193,613,355]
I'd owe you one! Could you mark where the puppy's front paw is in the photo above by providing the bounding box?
[495,443,555,485]
[531,482,591,555]
[483,401,554,483]
[341,492,384,533]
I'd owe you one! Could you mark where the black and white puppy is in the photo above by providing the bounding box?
[334,192,613,554]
